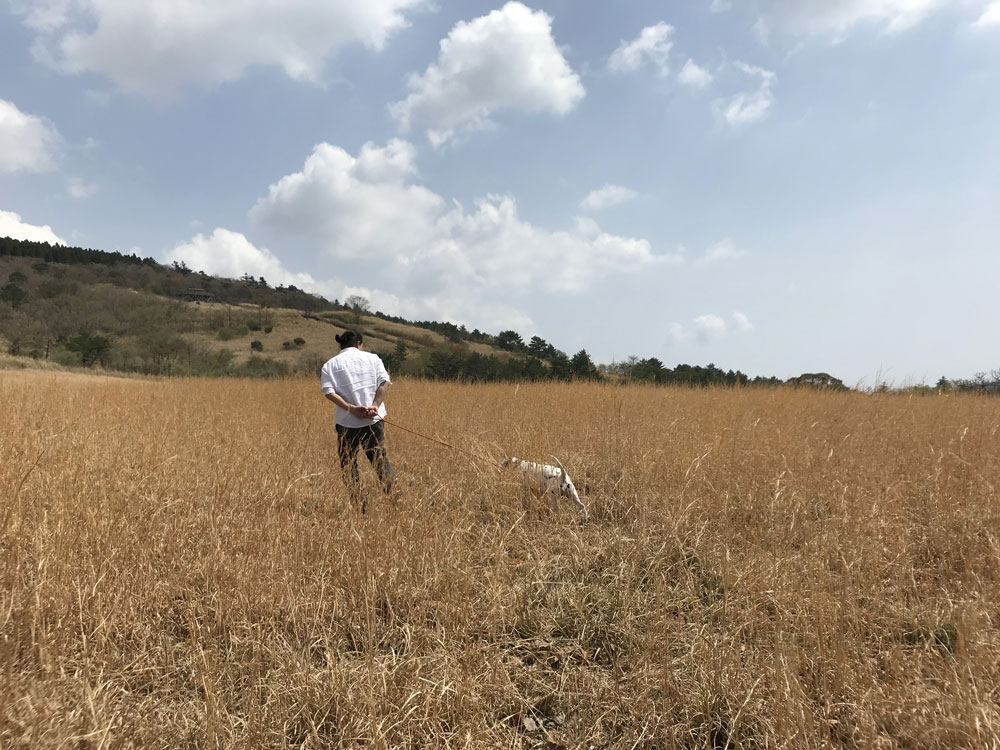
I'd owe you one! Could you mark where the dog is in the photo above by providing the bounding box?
[501,455,589,521]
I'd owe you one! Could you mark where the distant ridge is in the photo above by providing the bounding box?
[2,234,818,387]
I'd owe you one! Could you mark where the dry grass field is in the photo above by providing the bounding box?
[2,372,999,748]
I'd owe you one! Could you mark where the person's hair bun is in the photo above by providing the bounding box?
[336,330,362,349]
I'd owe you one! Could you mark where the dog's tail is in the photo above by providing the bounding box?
[549,455,567,479]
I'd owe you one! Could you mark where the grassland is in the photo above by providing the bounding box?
[2,373,999,748]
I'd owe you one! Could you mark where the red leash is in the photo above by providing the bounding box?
[374,415,481,460]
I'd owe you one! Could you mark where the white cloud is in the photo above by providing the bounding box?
[718,62,776,127]
[436,195,662,293]
[678,59,713,89]
[0,99,61,173]
[667,311,753,346]
[974,1,1000,27]
[16,0,424,100]
[710,0,732,13]
[694,314,728,340]
[608,22,674,76]
[666,322,690,345]
[250,140,666,305]
[764,0,950,37]
[698,237,749,263]
[165,227,534,333]
[166,229,318,289]
[0,210,66,244]
[67,177,99,199]
[12,0,75,32]
[580,184,637,212]
[249,140,445,263]
[167,228,352,305]
[753,17,773,45]
[390,2,584,146]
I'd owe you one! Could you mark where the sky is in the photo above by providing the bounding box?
[1,0,998,385]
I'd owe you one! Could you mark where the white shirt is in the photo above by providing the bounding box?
[320,347,391,428]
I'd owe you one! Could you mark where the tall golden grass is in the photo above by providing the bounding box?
[2,372,999,748]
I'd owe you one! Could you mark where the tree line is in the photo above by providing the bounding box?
[0,236,770,385]
[12,235,989,391]
[935,372,1000,395]
[0,237,806,385]
[0,236,154,267]
[599,357,781,387]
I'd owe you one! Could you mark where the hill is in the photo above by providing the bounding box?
[0,235,870,388]
[0,237,582,379]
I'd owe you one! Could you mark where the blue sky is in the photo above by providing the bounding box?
[1,0,998,384]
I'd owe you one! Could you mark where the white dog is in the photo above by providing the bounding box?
[502,455,589,521]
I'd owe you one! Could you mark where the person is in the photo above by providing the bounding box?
[320,330,394,513]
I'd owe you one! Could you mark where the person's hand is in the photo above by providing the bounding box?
[348,404,376,419]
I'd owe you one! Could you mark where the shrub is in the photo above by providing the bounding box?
[264,326,273,334]
[0,283,27,308]
[233,356,290,378]
[182,349,237,377]
[51,348,83,367]
[216,327,239,341]
[38,280,73,299]
[247,321,262,332]
[282,341,293,350]
[296,352,326,376]
[250,340,263,352]
[65,332,111,367]
[293,337,305,347]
